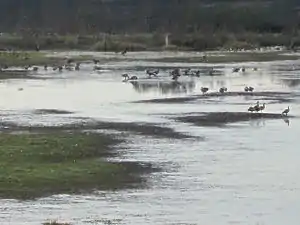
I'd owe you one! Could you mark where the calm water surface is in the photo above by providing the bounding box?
[0,51,299,225]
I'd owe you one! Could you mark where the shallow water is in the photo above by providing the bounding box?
[0,51,300,225]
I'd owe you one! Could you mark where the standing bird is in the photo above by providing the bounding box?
[282,106,290,116]
[75,62,80,71]
[219,87,228,93]
[253,101,260,113]
[201,87,209,94]
[259,103,266,113]
[121,48,128,56]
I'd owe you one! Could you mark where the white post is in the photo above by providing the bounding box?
[165,34,169,48]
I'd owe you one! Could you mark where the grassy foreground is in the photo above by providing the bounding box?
[0,131,151,199]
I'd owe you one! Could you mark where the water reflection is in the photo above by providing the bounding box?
[280,79,300,87]
[130,81,196,94]
[282,118,290,126]
[249,118,266,127]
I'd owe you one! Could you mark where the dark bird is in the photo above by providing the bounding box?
[201,87,209,94]
[282,106,290,116]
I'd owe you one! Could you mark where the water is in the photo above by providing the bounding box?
[0,51,300,225]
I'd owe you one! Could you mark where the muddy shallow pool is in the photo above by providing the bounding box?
[0,51,299,225]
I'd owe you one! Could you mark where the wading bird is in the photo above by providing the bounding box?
[282,106,290,116]
[259,103,266,113]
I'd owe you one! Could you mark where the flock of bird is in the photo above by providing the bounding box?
[0,58,107,73]
[247,101,290,116]
[121,66,291,117]
[1,56,292,118]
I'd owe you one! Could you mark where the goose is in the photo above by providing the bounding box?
[219,87,228,93]
[182,68,191,75]
[146,69,159,77]
[241,67,246,72]
[171,73,180,81]
[44,65,48,70]
[24,65,31,70]
[232,67,240,73]
[94,65,102,71]
[93,59,100,64]
[248,86,254,92]
[248,106,255,113]
[282,106,290,116]
[259,103,266,112]
[32,66,38,72]
[253,101,260,113]
[194,70,201,77]
[75,63,80,71]
[66,59,74,64]
[201,87,209,94]
[122,74,129,81]
[122,74,138,81]
[130,75,138,80]
[65,65,73,71]
[121,48,127,56]
[244,86,254,92]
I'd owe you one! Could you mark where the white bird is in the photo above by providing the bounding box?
[282,106,290,116]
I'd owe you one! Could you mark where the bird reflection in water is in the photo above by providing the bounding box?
[130,81,196,94]
[249,118,266,127]
[282,118,290,126]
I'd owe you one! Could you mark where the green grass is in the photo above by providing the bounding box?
[145,51,300,63]
[0,132,147,199]
[0,51,61,67]
[0,32,300,53]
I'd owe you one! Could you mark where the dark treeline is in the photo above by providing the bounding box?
[0,0,300,34]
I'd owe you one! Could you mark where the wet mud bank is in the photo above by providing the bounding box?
[134,91,294,104]
[33,109,75,115]
[0,119,196,140]
[175,112,294,127]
